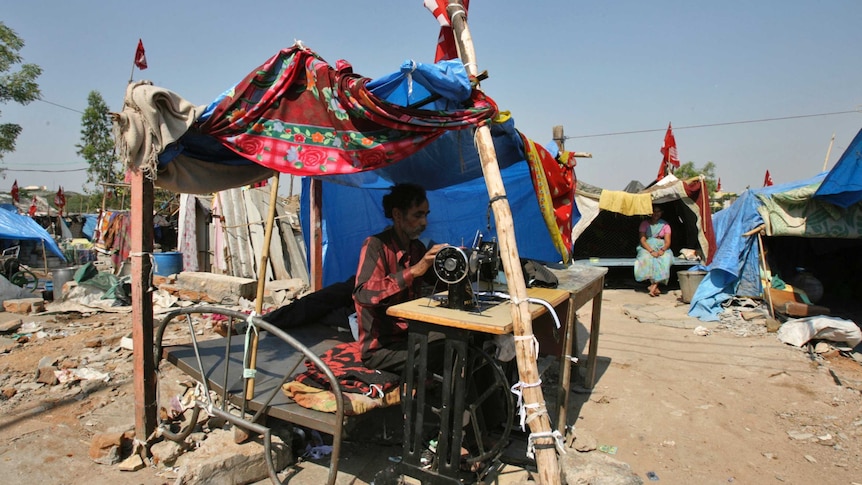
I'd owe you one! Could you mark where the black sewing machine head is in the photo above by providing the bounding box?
[432,234,500,311]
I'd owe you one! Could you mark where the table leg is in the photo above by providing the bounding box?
[397,324,469,484]
[401,331,428,468]
[584,288,603,389]
[556,297,576,433]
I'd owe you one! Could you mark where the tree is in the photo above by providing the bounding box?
[0,22,42,167]
[674,161,718,195]
[77,91,120,193]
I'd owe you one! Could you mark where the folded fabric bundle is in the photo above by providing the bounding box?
[282,380,401,415]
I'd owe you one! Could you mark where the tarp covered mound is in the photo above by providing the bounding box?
[571,174,716,264]
[0,207,66,260]
[690,127,862,322]
[113,43,581,284]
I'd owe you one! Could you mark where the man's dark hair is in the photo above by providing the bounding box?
[382,183,427,219]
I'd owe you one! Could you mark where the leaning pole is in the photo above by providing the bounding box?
[447,2,563,484]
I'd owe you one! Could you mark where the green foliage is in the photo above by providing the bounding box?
[76,91,120,193]
[0,22,43,164]
[674,161,718,194]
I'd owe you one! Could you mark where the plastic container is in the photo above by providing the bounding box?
[678,270,707,303]
[153,251,183,276]
[52,267,77,301]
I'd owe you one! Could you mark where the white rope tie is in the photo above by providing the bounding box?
[242,312,258,379]
[526,430,567,460]
[513,334,539,359]
[510,379,543,430]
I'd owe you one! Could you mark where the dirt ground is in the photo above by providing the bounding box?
[0,287,860,484]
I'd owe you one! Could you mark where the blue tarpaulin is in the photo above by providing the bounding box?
[0,208,66,260]
[814,127,862,208]
[299,62,565,286]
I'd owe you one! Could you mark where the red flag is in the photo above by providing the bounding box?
[424,0,470,62]
[763,170,773,187]
[11,180,19,204]
[716,178,722,192]
[55,186,66,215]
[661,122,680,168]
[134,39,148,70]
[28,197,37,217]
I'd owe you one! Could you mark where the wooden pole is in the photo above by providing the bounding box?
[130,166,156,443]
[309,178,324,292]
[448,3,562,484]
[237,173,280,443]
[552,125,565,152]
[822,133,836,172]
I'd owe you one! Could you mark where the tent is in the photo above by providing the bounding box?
[570,174,716,266]
[689,128,862,321]
[115,36,578,480]
[0,207,66,260]
[116,45,578,286]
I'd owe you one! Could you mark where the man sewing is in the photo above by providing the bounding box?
[353,183,447,373]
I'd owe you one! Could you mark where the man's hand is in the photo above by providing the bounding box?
[411,243,448,278]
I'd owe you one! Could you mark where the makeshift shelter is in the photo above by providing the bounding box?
[689,127,862,322]
[116,30,576,482]
[0,206,66,261]
[570,174,716,267]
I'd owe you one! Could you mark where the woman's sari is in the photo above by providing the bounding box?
[634,220,672,284]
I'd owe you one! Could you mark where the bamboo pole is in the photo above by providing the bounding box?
[448,3,562,484]
[236,173,280,443]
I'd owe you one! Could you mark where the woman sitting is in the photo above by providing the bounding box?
[635,206,673,297]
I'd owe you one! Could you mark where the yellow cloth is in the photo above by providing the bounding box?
[598,190,653,216]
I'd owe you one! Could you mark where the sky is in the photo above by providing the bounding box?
[2,0,861,196]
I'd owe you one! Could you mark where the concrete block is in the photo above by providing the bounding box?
[3,298,45,314]
[175,272,257,305]
[173,428,292,484]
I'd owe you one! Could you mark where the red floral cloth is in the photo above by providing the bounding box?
[520,133,577,262]
[197,45,497,176]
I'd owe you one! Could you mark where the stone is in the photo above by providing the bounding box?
[172,428,292,484]
[175,272,257,305]
[89,431,132,464]
[570,429,598,452]
[3,298,45,314]
[150,439,185,467]
[118,453,145,471]
[84,338,103,348]
[560,449,642,485]
[36,366,59,386]
[0,317,23,333]
[0,387,16,399]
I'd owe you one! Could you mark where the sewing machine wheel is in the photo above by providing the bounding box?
[434,246,469,284]
[462,345,514,466]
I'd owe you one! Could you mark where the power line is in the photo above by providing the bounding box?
[36,97,85,114]
[563,109,862,139]
[2,168,87,173]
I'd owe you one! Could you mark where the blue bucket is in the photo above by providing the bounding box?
[153,252,183,276]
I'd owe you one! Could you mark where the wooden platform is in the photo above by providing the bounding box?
[163,324,357,435]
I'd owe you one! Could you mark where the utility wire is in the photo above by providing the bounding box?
[36,97,84,114]
[563,109,862,140]
[2,168,88,173]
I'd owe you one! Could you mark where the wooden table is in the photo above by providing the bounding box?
[387,286,569,483]
[548,263,608,431]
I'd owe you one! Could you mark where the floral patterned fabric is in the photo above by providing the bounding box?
[197,45,497,176]
[520,133,577,262]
